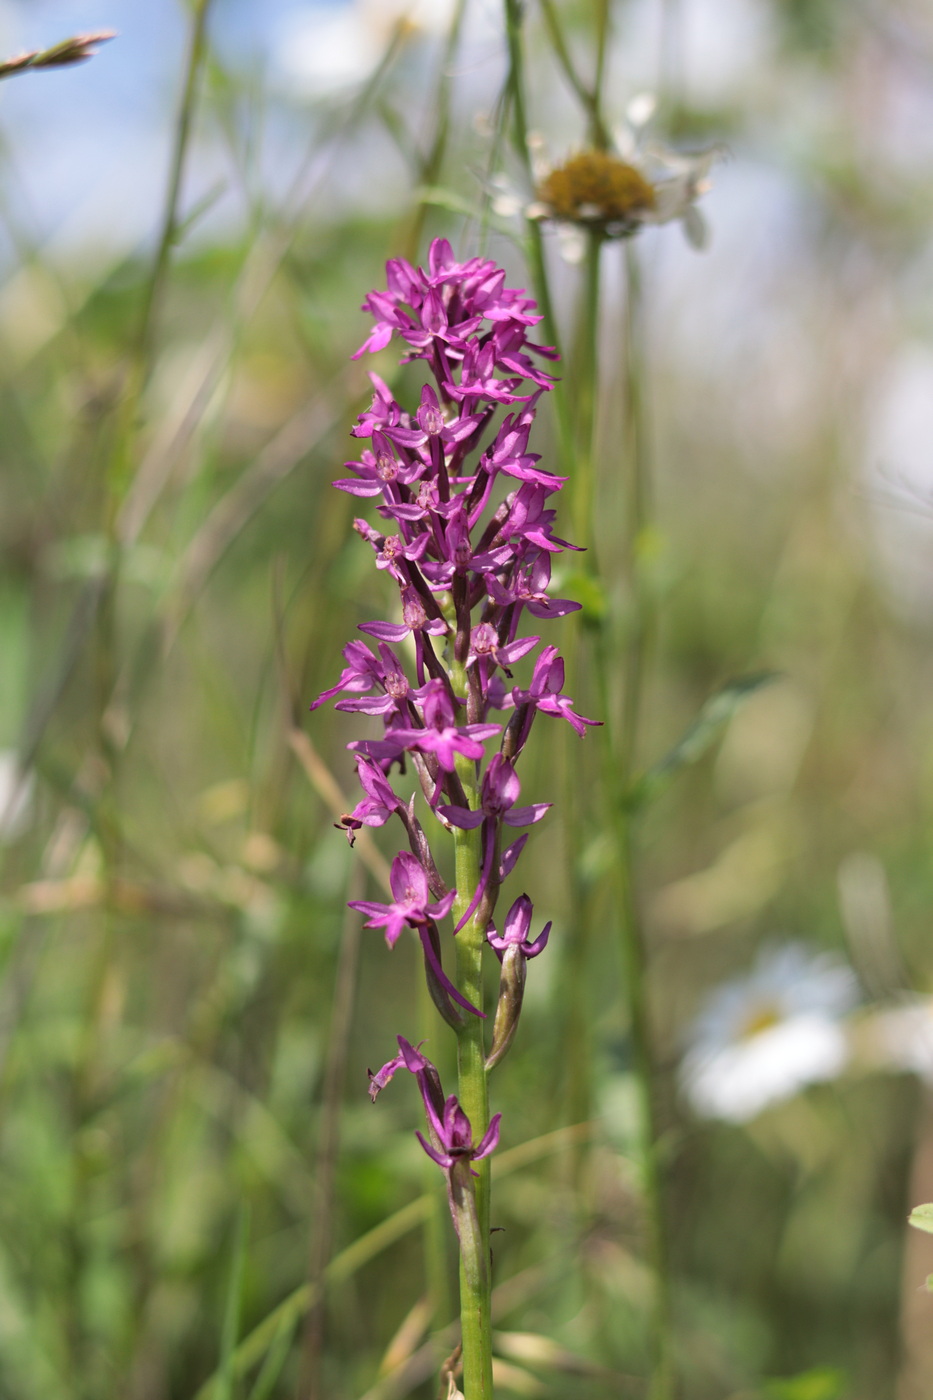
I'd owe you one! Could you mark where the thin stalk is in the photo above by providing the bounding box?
[135,0,214,376]
[501,0,573,475]
[536,0,608,148]
[617,246,654,779]
[217,1205,251,1400]
[111,0,214,503]
[451,664,493,1400]
[604,242,674,1400]
[570,230,603,549]
[84,4,215,1383]
[558,228,603,1142]
[421,965,454,1330]
[612,803,674,1400]
[62,3,215,1372]
[300,864,364,1400]
[403,0,468,262]
[591,0,611,146]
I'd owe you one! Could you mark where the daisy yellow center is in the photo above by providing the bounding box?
[737,1002,782,1040]
[536,151,656,223]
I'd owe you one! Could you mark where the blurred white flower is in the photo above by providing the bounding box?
[524,95,721,251]
[859,997,933,1081]
[680,943,859,1123]
[274,6,383,97]
[273,0,458,99]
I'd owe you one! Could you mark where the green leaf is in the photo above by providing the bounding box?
[762,1367,847,1400]
[246,1313,295,1400]
[626,671,780,811]
[414,185,480,219]
[909,1203,933,1234]
[558,571,607,626]
[173,181,229,245]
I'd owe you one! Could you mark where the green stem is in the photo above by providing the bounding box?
[571,229,603,549]
[300,865,364,1399]
[403,0,467,262]
[498,11,674,1389]
[607,242,674,1400]
[618,246,653,777]
[135,0,214,377]
[612,804,674,1400]
[501,0,573,477]
[112,0,214,505]
[558,228,603,1142]
[536,0,609,149]
[418,970,454,1329]
[592,0,611,145]
[451,663,493,1400]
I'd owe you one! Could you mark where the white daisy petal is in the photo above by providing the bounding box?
[680,943,858,1122]
[684,1016,849,1123]
[862,998,933,1080]
[626,92,658,129]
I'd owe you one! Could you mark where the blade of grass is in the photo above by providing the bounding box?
[299,862,365,1399]
[134,0,213,374]
[192,1123,596,1400]
[246,1314,295,1400]
[402,0,468,260]
[217,1203,252,1400]
[625,671,780,812]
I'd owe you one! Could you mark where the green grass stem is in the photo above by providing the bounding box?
[606,243,674,1400]
[217,1204,251,1400]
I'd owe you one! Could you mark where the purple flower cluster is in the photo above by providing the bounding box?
[313,238,598,1179]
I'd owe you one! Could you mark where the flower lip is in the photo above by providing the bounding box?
[487,892,552,960]
[348,850,456,947]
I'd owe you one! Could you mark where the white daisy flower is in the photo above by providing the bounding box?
[524,95,721,251]
[680,943,859,1123]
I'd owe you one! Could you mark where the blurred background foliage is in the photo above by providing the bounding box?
[1,0,933,1397]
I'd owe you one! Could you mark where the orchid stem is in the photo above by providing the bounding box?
[419,975,454,1328]
[451,664,493,1400]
